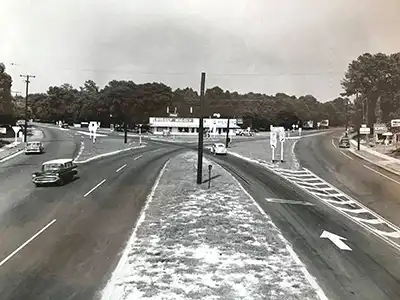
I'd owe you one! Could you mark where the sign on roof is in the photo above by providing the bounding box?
[391,119,400,128]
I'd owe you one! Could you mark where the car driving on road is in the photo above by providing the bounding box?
[339,136,351,148]
[24,141,44,154]
[210,143,227,155]
[32,159,78,186]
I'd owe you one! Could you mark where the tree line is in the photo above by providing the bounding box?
[1,52,399,129]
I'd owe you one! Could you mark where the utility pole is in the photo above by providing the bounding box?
[20,74,35,143]
[225,118,230,148]
[197,72,206,184]
[357,92,361,151]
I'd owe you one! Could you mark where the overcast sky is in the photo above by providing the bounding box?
[2,0,400,101]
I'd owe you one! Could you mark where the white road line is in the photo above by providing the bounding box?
[116,164,127,173]
[338,207,368,214]
[363,164,400,185]
[325,199,354,205]
[73,141,85,162]
[134,155,143,160]
[0,219,57,267]
[373,229,400,238]
[265,198,314,206]
[332,139,337,148]
[352,216,384,225]
[84,179,106,197]
[340,151,354,160]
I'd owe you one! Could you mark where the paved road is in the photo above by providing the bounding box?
[295,129,400,228]
[0,126,182,299]
[209,153,400,300]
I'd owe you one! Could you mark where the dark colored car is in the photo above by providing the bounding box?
[61,123,70,128]
[339,137,350,148]
[32,159,78,186]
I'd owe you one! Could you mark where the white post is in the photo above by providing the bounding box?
[139,125,142,145]
[15,132,18,144]
[272,146,275,162]
[280,141,284,162]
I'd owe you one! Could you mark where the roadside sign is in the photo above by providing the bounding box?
[12,126,20,134]
[360,127,371,134]
[279,130,285,142]
[391,119,400,128]
[270,132,277,148]
[373,123,388,134]
[236,118,243,125]
[0,127,6,134]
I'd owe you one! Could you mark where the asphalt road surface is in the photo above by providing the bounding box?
[0,126,182,299]
[210,153,400,300]
[295,129,400,228]
[2,126,400,300]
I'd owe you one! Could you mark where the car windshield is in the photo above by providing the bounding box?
[42,163,62,171]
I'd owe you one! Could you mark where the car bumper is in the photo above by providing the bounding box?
[32,177,59,184]
[25,149,42,153]
[215,151,227,155]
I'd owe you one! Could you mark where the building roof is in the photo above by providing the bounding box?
[43,158,73,165]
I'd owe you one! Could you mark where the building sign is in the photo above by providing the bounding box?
[153,117,194,123]
[373,123,388,134]
[0,127,6,134]
[391,119,400,128]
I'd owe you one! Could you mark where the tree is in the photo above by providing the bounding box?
[0,63,15,124]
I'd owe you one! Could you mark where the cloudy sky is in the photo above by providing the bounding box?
[2,0,400,101]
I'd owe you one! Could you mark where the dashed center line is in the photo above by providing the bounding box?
[84,179,106,197]
[340,151,354,160]
[134,155,143,160]
[331,139,337,148]
[265,198,314,206]
[116,164,127,173]
[363,165,400,185]
[0,219,57,267]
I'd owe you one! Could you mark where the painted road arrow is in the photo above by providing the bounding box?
[320,230,352,251]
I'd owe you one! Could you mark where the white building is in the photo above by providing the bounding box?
[149,117,240,136]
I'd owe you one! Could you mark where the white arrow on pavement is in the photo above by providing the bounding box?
[320,230,352,251]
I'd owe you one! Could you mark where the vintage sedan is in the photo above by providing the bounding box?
[32,159,78,186]
[25,141,44,154]
[210,143,228,155]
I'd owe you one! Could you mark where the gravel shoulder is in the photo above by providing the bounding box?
[100,151,325,300]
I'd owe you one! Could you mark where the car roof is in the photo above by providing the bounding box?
[43,159,73,165]
[214,143,225,146]
[27,141,41,144]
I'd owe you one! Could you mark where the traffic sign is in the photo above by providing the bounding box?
[12,126,20,134]
[0,127,6,134]
[279,130,285,142]
[360,127,370,134]
[236,118,243,125]
[270,132,277,148]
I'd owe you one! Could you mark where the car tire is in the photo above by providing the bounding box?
[59,178,64,186]
[34,183,42,187]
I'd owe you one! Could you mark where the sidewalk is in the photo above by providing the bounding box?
[349,140,400,176]
[101,151,325,300]
[73,136,146,163]
[0,128,44,162]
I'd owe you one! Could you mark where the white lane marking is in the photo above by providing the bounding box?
[336,207,368,214]
[373,229,400,238]
[134,155,143,160]
[332,139,337,148]
[0,150,24,162]
[116,164,127,173]
[352,216,384,225]
[363,164,400,186]
[84,179,106,197]
[73,141,85,162]
[101,159,171,300]
[325,199,354,205]
[265,198,314,206]
[0,219,57,267]
[320,230,352,251]
[340,151,354,160]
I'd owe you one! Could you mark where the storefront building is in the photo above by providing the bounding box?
[149,117,240,136]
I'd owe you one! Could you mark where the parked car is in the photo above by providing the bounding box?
[25,141,44,154]
[61,123,70,129]
[339,137,350,148]
[32,159,78,186]
[210,143,227,155]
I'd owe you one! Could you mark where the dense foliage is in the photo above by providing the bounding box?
[0,63,15,124]
[2,52,399,129]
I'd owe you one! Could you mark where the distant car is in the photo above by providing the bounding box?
[339,137,350,148]
[25,141,44,154]
[32,159,78,186]
[211,143,227,155]
[61,123,70,129]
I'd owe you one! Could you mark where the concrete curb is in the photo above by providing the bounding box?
[73,145,146,164]
[348,148,400,177]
